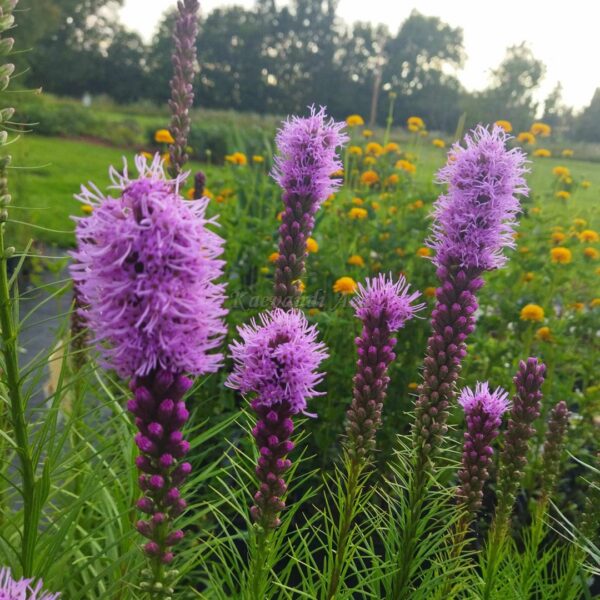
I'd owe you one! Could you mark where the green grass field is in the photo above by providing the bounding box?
[9,133,600,248]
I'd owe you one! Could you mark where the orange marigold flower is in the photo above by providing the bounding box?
[432,138,445,148]
[416,247,431,257]
[395,159,416,174]
[584,247,600,260]
[552,166,570,178]
[536,326,552,341]
[517,132,536,145]
[346,114,365,127]
[366,142,384,156]
[550,247,572,264]
[520,304,544,322]
[495,120,513,133]
[333,276,357,295]
[348,145,363,156]
[360,170,379,186]
[268,251,280,263]
[531,122,552,137]
[533,148,551,158]
[551,231,566,244]
[306,237,319,253]
[154,129,174,144]
[424,286,437,298]
[580,229,599,242]
[348,207,368,220]
[347,254,365,267]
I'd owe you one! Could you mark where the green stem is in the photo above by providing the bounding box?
[0,222,37,575]
[250,527,273,599]
[325,455,362,600]
[482,517,508,600]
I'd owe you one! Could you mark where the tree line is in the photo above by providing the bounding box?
[19,0,600,139]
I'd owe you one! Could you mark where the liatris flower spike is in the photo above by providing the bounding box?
[71,155,227,586]
[168,0,199,177]
[539,400,569,504]
[414,125,528,458]
[272,106,348,308]
[346,274,423,459]
[494,358,546,538]
[227,309,328,529]
[457,383,510,520]
[0,567,60,599]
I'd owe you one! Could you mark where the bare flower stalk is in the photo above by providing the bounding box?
[168,0,199,178]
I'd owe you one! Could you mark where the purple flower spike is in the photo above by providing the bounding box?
[494,358,546,536]
[71,154,227,379]
[457,382,510,518]
[227,309,328,528]
[271,106,348,308]
[430,125,528,271]
[168,0,199,177]
[540,400,569,503]
[0,567,60,599]
[346,275,423,459]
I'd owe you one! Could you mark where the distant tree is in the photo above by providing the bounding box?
[381,11,465,129]
[575,88,600,142]
[464,43,545,131]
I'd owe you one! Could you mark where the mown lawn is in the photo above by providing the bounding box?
[9,133,600,249]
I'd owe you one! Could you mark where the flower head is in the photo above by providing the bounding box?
[517,132,536,145]
[346,114,364,127]
[71,154,227,378]
[272,106,348,207]
[550,247,572,264]
[351,274,423,331]
[333,276,357,295]
[155,129,175,144]
[227,309,328,415]
[0,567,60,599]
[521,304,545,322]
[360,170,379,185]
[531,122,552,137]
[580,229,599,243]
[494,120,513,133]
[458,382,510,421]
[430,125,528,270]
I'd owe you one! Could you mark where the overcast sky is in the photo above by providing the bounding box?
[120,0,599,110]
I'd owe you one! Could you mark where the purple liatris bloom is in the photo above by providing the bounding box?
[271,106,348,308]
[71,154,227,379]
[457,383,510,519]
[0,567,60,599]
[430,124,527,271]
[71,154,227,578]
[227,309,328,528]
[346,274,423,459]
[413,125,528,460]
[494,358,545,537]
[168,0,199,177]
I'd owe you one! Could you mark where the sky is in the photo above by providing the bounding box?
[119,0,599,111]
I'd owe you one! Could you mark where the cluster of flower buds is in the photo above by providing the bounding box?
[539,400,569,502]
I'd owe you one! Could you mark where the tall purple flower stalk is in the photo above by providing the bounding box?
[71,155,227,588]
[392,126,527,599]
[271,106,348,308]
[326,275,421,600]
[227,309,327,529]
[0,567,60,599]
[346,274,423,460]
[493,358,546,538]
[539,400,569,504]
[168,0,199,177]
[457,383,510,521]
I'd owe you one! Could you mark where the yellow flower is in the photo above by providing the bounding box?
[536,326,552,341]
[81,204,93,214]
[389,206,398,215]
[366,142,384,156]
[268,252,280,263]
[331,169,344,178]
[570,302,585,312]
[533,148,551,158]
[495,120,513,133]
[161,152,171,166]
[295,280,306,293]
[552,166,570,178]
[346,114,365,127]
[556,190,570,200]
[408,382,419,391]
[348,207,368,220]
[551,231,566,244]
[306,237,319,253]
[520,304,545,322]
[260,267,269,275]
[407,116,425,131]
[550,247,572,264]
[416,247,431,257]
[413,199,424,209]
[360,170,379,186]
[362,129,373,138]
[519,246,530,254]
[573,218,587,228]
[352,197,364,206]
[580,229,599,243]
[371,201,380,210]
[186,188,195,200]
[349,145,363,156]
[432,138,445,148]
[276,211,284,221]
[308,308,320,316]
[395,159,416,174]
[530,207,541,215]
[523,272,535,282]
[424,286,437,298]
[333,276,357,295]
[591,298,600,308]
[363,156,377,166]
[530,122,552,137]
[561,149,574,157]
[386,173,400,186]
[154,129,174,144]
[140,151,154,160]
[252,155,265,163]
[517,132,536,144]
[347,254,365,267]
[584,247,600,260]
[581,180,591,189]
[225,152,248,166]
[383,142,400,154]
